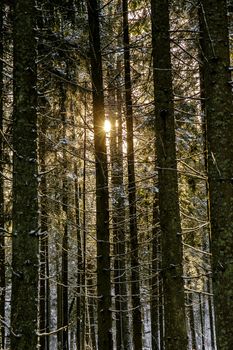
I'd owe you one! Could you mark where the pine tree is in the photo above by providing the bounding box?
[199,1,233,348]
[150,0,188,348]
[87,0,113,348]
[11,0,39,348]
[122,1,143,348]
[0,3,5,348]
[39,101,50,350]
[107,64,130,350]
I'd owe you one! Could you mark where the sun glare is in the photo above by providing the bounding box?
[104,119,111,133]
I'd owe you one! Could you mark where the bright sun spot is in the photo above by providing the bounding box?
[104,119,111,133]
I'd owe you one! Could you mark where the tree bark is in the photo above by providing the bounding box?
[150,1,188,349]
[61,85,69,350]
[199,1,233,349]
[0,3,5,348]
[81,98,87,350]
[198,8,216,349]
[39,108,50,350]
[87,0,113,349]
[151,196,160,350]
[108,64,130,350]
[11,0,39,348]
[122,1,142,348]
[75,167,82,350]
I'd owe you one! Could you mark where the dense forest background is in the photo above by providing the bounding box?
[0,0,232,349]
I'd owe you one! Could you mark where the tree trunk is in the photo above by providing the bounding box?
[151,196,160,350]
[116,60,131,350]
[150,1,188,349]
[199,1,233,349]
[75,86,87,350]
[61,86,69,350]
[122,1,142,348]
[0,3,5,348]
[108,64,130,350]
[81,97,87,350]
[75,168,82,350]
[11,0,39,348]
[87,0,113,349]
[57,256,63,350]
[39,109,50,350]
[198,8,216,349]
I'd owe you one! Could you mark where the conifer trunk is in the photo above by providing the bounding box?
[151,197,160,350]
[198,8,216,348]
[0,3,5,348]
[199,1,233,348]
[122,1,142,348]
[81,103,87,350]
[39,110,50,350]
[150,1,187,349]
[108,65,130,350]
[87,0,113,348]
[61,86,69,350]
[75,168,82,350]
[116,62,131,350]
[11,0,39,348]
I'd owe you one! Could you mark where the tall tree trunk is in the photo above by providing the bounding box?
[39,109,50,350]
[116,61,131,350]
[108,64,130,350]
[122,1,142,348]
[87,1,113,349]
[151,196,160,350]
[75,88,87,350]
[11,0,39,348]
[81,95,87,350]
[61,86,69,350]
[0,3,5,348]
[75,104,87,350]
[75,167,82,350]
[150,1,188,349]
[198,5,216,350]
[57,252,63,349]
[199,1,233,349]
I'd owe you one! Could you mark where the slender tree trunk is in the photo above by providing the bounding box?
[159,276,163,350]
[87,1,113,349]
[198,6,216,350]
[151,196,160,350]
[122,1,142,348]
[0,3,5,348]
[61,86,69,350]
[11,0,39,348]
[75,168,82,350]
[81,97,87,350]
[199,1,233,349]
[150,1,187,349]
[108,64,130,350]
[108,68,120,350]
[116,60,131,349]
[75,89,87,350]
[57,256,63,349]
[39,110,50,350]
